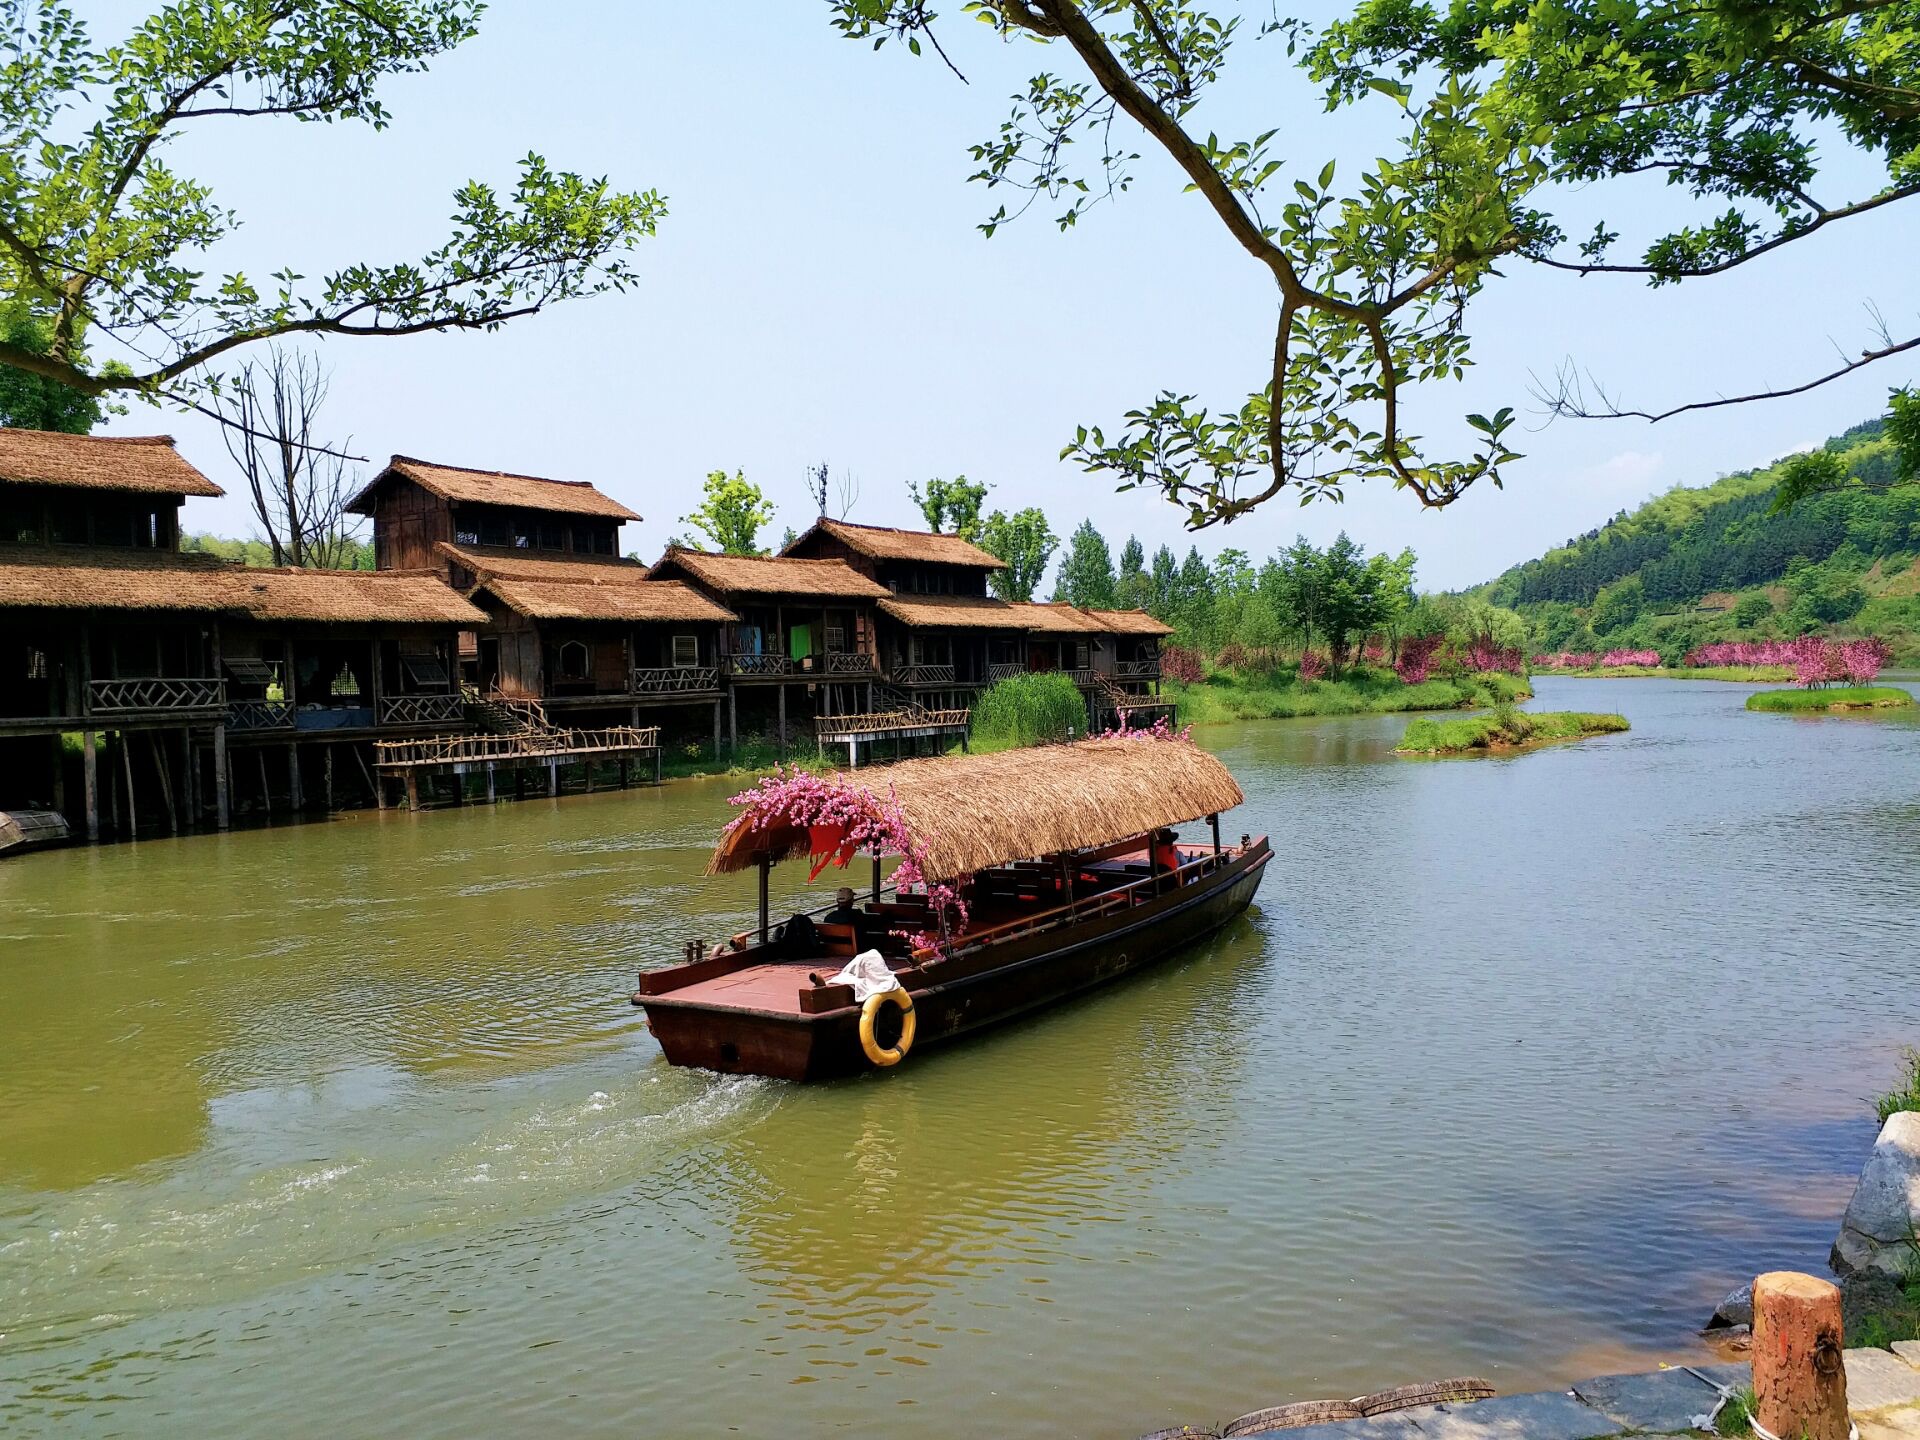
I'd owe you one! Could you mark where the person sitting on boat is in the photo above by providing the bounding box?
[823,886,866,949]
[1153,829,1185,884]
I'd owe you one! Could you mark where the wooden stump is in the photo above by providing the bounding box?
[1753,1270,1848,1440]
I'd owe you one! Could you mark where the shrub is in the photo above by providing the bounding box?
[1876,1049,1920,1125]
[969,673,1088,750]
[1297,649,1327,681]
[1215,642,1250,672]
[1161,644,1204,684]
[1396,634,1445,684]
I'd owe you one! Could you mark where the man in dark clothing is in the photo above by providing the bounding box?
[824,886,865,948]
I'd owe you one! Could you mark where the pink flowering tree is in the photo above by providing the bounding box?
[1840,637,1892,685]
[726,769,969,955]
[1298,649,1328,682]
[1396,634,1445,684]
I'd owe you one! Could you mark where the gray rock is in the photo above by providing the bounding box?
[1409,1392,1622,1440]
[1574,1368,1735,1432]
[1894,1341,1920,1370]
[1708,1283,1756,1331]
[1230,1416,1425,1440]
[1847,1347,1920,1411]
[1834,1112,1920,1280]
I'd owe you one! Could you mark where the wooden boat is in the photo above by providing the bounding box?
[633,737,1270,1081]
[0,809,70,857]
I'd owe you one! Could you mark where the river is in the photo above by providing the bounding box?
[3,676,1917,1437]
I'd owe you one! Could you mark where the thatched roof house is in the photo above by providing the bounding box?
[647,547,887,602]
[0,431,223,498]
[1084,608,1175,637]
[710,737,1243,880]
[472,576,733,625]
[877,593,1026,630]
[347,456,638,521]
[783,518,1005,573]
[0,546,235,611]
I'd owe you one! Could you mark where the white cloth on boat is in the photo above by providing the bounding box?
[830,950,900,1002]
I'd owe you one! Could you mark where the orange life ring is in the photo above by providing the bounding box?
[858,988,916,1067]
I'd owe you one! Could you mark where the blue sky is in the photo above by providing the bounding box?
[93,2,1917,591]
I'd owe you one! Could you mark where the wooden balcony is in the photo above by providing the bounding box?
[88,676,225,716]
[823,651,875,677]
[986,662,1023,683]
[227,698,295,732]
[633,665,721,696]
[892,662,956,686]
[726,653,792,679]
[376,693,466,727]
[1116,659,1161,680]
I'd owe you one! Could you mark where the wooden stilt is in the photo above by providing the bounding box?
[50,734,66,824]
[653,746,662,785]
[1753,1272,1848,1440]
[777,685,787,757]
[584,759,595,793]
[712,700,721,759]
[618,758,628,789]
[257,750,271,818]
[287,743,303,811]
[485,764,496,804]
[213,722,229,830]
[728,687,737,755]
[355,744,381,810]
[82,729,98,841]
[405,770,420,812]
[119,729,137,838]
[514,766,524,800]
[323,745,334,813]
[548,759,558,796]
[185,731,200,827]
[148,732,177,835]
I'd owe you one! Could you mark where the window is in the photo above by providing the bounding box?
[24,646,46,680]
[330,663,361,698]
[538,519,563,550]
[455,524,480,546]
[401,654,450,690]
[557,641,591,681]
[478,513,510,548]
[825,626,846,655]
[1074,642,1090,670]
[591,526,615,556]
[512,514,534,549]
[671,634,699,668]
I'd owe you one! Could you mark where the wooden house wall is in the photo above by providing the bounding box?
[371,481,452,573]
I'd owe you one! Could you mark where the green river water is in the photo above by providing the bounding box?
[3,676,1918,1437]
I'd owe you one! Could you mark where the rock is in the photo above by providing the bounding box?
[1574,1368,1736,1432]
[1709,1282,1756,1331]
[1833,1112,1920,1281]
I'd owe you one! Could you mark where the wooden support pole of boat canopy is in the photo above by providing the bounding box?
[213,722,229,829]
[1210,813,1221,857]
[82,728,98,842]
[871,850,882,902]
[758,856,771,945]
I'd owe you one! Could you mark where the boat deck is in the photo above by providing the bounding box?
[661,845,1205,1017]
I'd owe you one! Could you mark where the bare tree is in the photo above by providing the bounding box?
[804,461,860,520]
[805,460,830,517]
[835,466,860,520]
[211,346,366,568]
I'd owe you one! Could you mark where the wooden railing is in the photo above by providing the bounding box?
[1062,668,1097,689]
[816,707,969,738]
[824,651,875,676]
[633,665,720,694]
[1116,659,1161,680]
[227,698,295,732]
[727,653,792,678]
[892,662,956,686]
[986,663,1023,683]
[89,677,225,714]
[374,724,660,770]
[376,693,466,727]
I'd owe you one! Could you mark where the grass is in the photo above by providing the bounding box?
[1714,1385,1756,1437]
[1395,707,1630,754]
[1166,666,1531,725]
[969,673,1087,753]
[1875,1048,1920,1125]
[1745,686,1916,712]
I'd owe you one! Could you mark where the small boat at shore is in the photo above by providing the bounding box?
[633,736,1270,1081]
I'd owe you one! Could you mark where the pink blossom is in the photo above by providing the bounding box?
[1396,634,1444,684]
[1100,711,1196,744]
[1298,649,1328,681]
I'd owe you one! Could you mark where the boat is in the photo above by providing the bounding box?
[632,736,1270,1081]
[0,809,70,857]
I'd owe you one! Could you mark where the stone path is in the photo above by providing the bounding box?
[1217,1350,1920,1440]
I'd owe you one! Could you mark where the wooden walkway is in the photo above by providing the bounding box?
[814,709,969,767]
[373,725,662,810]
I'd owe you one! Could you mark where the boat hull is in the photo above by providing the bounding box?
[641,839,1270,1082]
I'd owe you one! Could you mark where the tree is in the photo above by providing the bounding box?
[684,470,774,555]
[1147,543,1178,616]
[1733,592,1774,629]
[0,301,104,432]
[829,0,1530,525]
[979,507,1058,600]
[1591,577,1645,635]
[1053,519,1118,608]
[210,345,364,568]
[833,1,1920,523]
[0,1,663,418]
[908,475,990,539]
[1116,535,1152,609]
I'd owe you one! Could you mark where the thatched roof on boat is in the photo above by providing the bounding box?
[0,430,224,497]
[348,455,639,520]
[709,737,1244,881]
[476,576,735,624]
[785,518,1006,570]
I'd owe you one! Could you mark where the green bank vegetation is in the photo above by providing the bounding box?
[1396,708,1628,755]
[1875,1050,1920,1125]
[1544,664,1793,683]
[1169,666,1528,724]
[1745,687,1915,713]
[969,674,1087,753]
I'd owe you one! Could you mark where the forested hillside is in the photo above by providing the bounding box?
[1482,417,1920,661]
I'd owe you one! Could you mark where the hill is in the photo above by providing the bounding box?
[1480,417,1920,662]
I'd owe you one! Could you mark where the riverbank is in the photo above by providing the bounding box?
[1168,668,1530,725]
[1746,686,1917,713]
[1537,665,1795,682]
[1396,709,1629,755]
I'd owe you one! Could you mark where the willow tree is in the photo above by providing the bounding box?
[827,0,1920,522]
[0,1,664,417]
